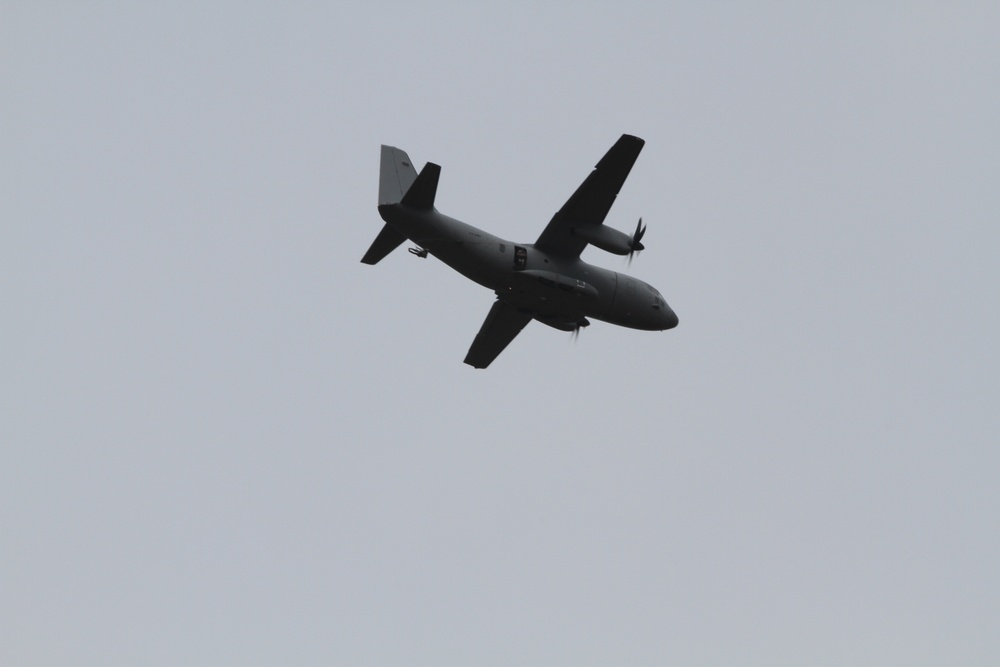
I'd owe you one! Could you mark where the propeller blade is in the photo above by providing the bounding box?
[570,317,590,341]
[627,217,645,265]
[633,217,646,248]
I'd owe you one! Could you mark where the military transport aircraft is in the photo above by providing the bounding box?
[361,134,678,368]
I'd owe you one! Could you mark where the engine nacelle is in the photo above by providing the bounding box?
[572,224,632,255]
[536,316,591,332]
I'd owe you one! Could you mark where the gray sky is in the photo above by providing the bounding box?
[3,2,999,665]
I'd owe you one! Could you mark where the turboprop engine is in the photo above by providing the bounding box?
[572,224,632,255]
[573,218,646,260]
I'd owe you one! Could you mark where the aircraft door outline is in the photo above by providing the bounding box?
[514,246,527,270]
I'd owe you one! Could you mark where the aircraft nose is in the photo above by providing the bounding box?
[662,305,678,330]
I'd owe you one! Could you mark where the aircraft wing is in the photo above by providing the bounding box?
[464,299,533,369]
[534,134,645,258]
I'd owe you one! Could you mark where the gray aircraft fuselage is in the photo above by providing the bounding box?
[377,203,678,332]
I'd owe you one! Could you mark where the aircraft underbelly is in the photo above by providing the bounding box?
[381,207,508,288]
[490,260,615,326]
[429,241,505,289]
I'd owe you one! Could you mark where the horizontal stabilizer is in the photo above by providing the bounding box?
[400,162,441,210]
[361,223,407,265]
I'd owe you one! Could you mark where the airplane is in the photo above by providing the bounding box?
[361,134,678,368]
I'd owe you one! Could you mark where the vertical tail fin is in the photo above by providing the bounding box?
[379,145,419,205]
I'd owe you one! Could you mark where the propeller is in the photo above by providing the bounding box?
[570,318,591,342]
[627,217,646,265]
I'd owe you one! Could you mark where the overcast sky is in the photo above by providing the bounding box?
[3,3,999,665]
